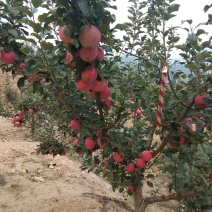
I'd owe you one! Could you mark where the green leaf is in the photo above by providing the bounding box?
[16,36,37,45]
[8,29,18,37]
[76,0,90,16]
[13,6,33,17]
[114,23,128,31]
[31,0,43,8]
[17,76,27,89]
[168,4,180,13]
[204,4,212,13]
[196,29,205,36]
[147,181,154,187]
[181,19,193,25]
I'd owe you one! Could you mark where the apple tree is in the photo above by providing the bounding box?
[0,0,212,211]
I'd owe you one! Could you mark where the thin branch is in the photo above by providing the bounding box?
[144,189,200,205]
[167,68,189,108]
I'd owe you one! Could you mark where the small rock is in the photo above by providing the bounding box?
[34,176,45,182]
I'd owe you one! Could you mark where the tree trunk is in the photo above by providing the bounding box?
[133,186,147,212]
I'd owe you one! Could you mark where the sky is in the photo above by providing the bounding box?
[112,0,212,58]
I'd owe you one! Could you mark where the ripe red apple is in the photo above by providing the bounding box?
[15,116,21,121]
[195,94,209,109]
[81,66,97,83]
[127,185,134,190]
[209,172,212,179]
[135,158,146,169]
[103,98,111,110]
[71,61,77,67]
[136,109,142,115]
[85,137,96,149]
[97,47,104,62]
[69,137,75,143]
[69,120,80,131]
[61,150,67,156]
[141,150,152,162]
[73,139,79,145]
[79,47,98,62]
[96,129,102,135]
[1,51,16,64]
[16,63,25,73]
[89,90,97,99]
[104,160,110,168]
[126,163,135,173]
[168,142,178,150]
[65,52,73,63]
[77,133,81,138]
[15,121,21,128]
[79,25,101,48]
[131,112,136,117]
[100,87,110,99]
[92,80,108,92]
[75,79,93,91]
[59,25,72,43]
[184,117,192,122]
[113,152,124,163]
[97,137,109,148]
[17,110,23,116]
[179,123,193,133]
[179,136,186,145]
[28,108,37,114]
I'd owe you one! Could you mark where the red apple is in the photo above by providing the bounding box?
[141,150,152,162]
[71,61,77,67]
[179,123,193,133]
[69,120,80,131]
[126,163,135,173]
[1,51,16,64]
[195,94,209,109]
[15,116,21,121]
[15,121,21,128]
[28,72,41,82]
[17,110,23,116]
[81,66,97,83]
[16,63,25,73]
[113,152,124,163]
[28,108,37,114]
[73,139,79,145]
[61,150,67,156]
[59,25,72,44]
[11,117,16,123]
[85,137,96,150]
[209,172,212,179]
[104,160,110,168]
[65,52,73,63]
[127,185,134,190]
[103,98,111,110]
[179,136,186,145]
[97,47,104,62]
[97,137,109,148]
[96,129,102,135]
[75,79,93,91]
[79,47,98,62]
[100,87,110,99]
[92,80,108,92]
[79,25,101,48]
[69,137,75,143]
[135,158,146,169]
[136,109,142,115]
[89,90,97,99]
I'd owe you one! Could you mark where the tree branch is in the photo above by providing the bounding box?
[167,68,189,108]
[144,189,200,206]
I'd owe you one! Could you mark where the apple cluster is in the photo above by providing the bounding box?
[11,110,24,128]
[59,24,111,110]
